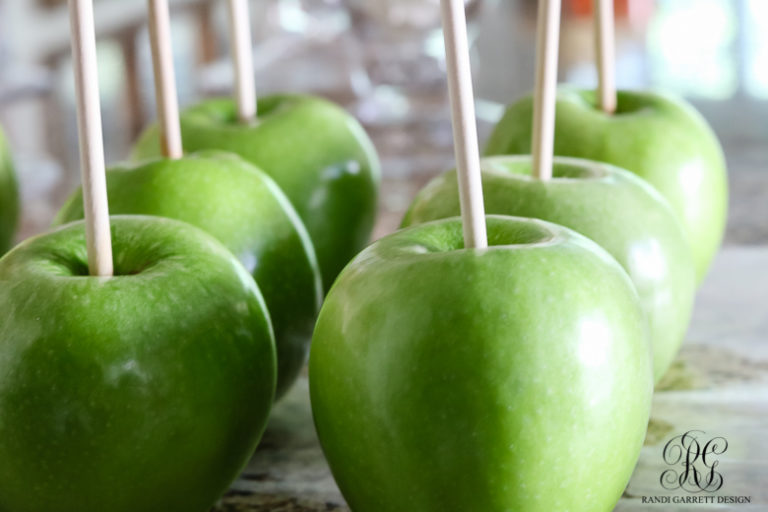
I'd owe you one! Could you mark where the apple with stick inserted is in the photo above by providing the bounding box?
[311,215,652,511]
[309,1,652,510]
[131,0,380,291]
[0,216,276,512]
[0,1,277,511]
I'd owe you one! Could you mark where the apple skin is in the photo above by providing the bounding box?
[0,127,19,254]
[485,88,728,282]
[403,156,695,382]
[54,151,321,399]
[310,215,652,512]
[0,215,276,512]
[131,95,381,291]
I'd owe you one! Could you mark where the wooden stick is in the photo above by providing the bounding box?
[68,0,113,277]
[594,0,617,113]
[440,0,487,249]
[227,0,257,123]
[531,0,562,181]
[148,0,183,159]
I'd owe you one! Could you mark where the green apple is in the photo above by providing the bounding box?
[132,95,381,291]
[403,156,695,382]
[0,127,19,254]
[0,215,276,512]
[55,151,321,399]
[485,88,728,282]
[310,215,652,512]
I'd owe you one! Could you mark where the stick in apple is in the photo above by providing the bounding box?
[227,0,257,123]
[440,0,487,249]
[68,0,113,276]
[148,0,183,159]
[594,0,616,114]
[531,0,562,181]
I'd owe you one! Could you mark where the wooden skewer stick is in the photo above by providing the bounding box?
[227,0,257,123]
[148,0,183,159]
[440,0,487,249]
[594,0,617,114]
[531,0,562,181]
[68,0,113,277]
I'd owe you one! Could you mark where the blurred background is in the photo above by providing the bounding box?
[0,0,766,244]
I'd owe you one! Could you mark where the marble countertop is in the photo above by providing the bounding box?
[211,246,768,511]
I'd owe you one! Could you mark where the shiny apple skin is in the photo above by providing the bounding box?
[485,88,728,282]
[55,151,321,398]
[403,156,695,382]
[0,127,19,254]
[132,95,381,291]
[310,215,652,512]
[0,216,276,512]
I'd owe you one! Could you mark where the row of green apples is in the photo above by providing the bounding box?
[0,86,727,512]
[0,94,379,512]
[309,88,728,511]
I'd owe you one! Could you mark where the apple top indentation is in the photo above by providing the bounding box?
[184,95,297,129]
[374,216,563,263]
[482,155,611,182]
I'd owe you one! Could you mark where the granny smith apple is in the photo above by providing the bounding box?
[403,156,695,382]
[55,151,321,399]
[0,127,19,254]
[310,215,652,512]
[0,215,276,512]
[132,95,381,291]
[485,88,728,282]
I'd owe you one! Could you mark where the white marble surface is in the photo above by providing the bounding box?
[212,246,768,511]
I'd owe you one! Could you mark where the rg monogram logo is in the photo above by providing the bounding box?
[660,430,728,493]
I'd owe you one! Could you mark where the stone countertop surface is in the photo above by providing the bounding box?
[212,246,768,511]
